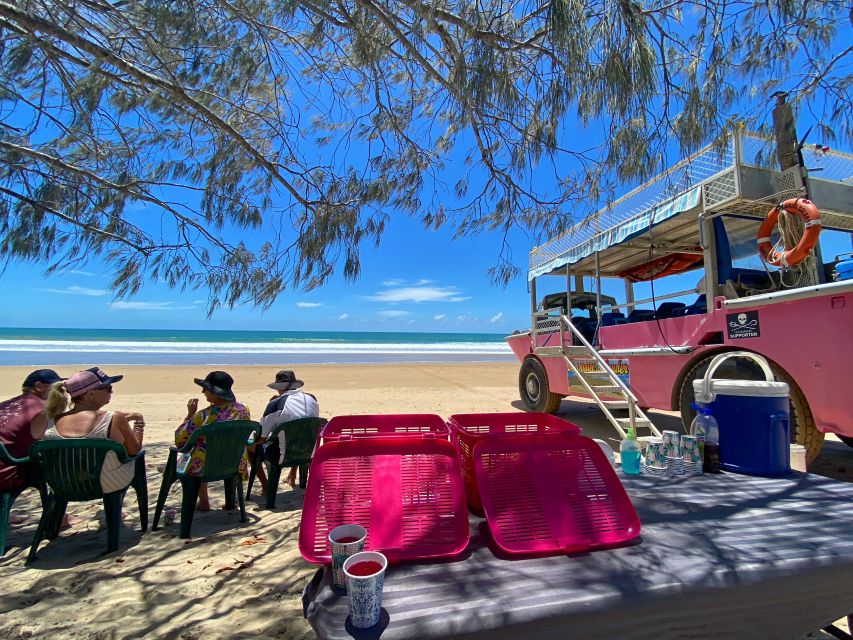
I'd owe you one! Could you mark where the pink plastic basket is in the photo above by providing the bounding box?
[448,412,582,511]
[320,413,450,444]
[299,435,469,565]
[473,433,641,556]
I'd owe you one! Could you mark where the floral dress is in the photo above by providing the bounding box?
[175,401,251,479]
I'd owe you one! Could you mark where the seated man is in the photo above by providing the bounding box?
[0,369,64,524]
[259,370,319,487]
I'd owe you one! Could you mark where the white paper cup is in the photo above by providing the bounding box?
[662,430,681,458]
[644,439,666,469]
[329,524,367,589]
[789,444,807,473]
[343,551,387,629]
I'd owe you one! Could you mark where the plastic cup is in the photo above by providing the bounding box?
[163,508,177,525]
[329,524,367,589]
[343,551,388,629]
[789,444,807,472]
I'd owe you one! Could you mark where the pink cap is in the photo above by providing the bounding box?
[64,368,124,397]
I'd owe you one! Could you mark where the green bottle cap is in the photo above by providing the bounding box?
[627,426,636,440]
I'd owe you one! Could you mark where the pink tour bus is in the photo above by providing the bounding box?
[506,127,853,463]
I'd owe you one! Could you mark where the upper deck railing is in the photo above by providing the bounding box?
[529,131,853,278]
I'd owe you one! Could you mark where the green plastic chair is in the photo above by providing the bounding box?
[246,417,326,508]
[152,419,258,539]
[26,439,148,563]
[1,443,47,557]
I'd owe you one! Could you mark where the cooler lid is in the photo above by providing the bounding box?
[693,379,790,398]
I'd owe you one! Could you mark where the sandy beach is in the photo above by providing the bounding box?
[1,363,850,639]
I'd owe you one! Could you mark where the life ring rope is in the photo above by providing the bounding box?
[756,198,821,268]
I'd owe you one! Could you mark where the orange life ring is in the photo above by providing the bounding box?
[756,198,821,267]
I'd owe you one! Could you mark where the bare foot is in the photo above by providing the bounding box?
[196,501,211,512]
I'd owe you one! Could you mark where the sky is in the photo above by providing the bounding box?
[0,214,542,334]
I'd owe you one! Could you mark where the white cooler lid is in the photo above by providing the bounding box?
[693,379,790,398]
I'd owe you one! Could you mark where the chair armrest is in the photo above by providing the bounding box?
[0,442,29,465]
[114,447,146,465]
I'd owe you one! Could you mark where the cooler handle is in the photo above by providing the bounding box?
[697,351,775,403]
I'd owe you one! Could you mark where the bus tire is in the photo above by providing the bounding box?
[678,354,824,465]
[519,358,562,414]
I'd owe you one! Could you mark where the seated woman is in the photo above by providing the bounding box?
[30,368,144,493]
[175,371,250,511]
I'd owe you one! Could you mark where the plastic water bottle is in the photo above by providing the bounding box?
[703,410,721,474]
[620,426,641,475]
[690,403,710,460]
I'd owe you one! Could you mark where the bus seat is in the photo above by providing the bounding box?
[655,302,686,320]
[684,295,707,315]
[600,312,627,326]
[626,309,655,323]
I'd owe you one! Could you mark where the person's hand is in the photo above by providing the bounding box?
[186,398,199,419]
[124,411,145,422]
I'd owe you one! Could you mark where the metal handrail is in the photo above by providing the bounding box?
[555,313,641,406]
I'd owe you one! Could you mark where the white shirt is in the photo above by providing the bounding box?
[260,390,320,463]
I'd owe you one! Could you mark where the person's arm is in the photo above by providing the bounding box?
[30,411,48,440]
[175,398,199,446]
[110,412,141,456]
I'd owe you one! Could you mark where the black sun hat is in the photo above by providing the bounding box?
[194,371,236,401]
[267,370,304,392]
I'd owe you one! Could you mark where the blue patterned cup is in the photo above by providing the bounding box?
[644,438,666,468]
[680,435,701,463]
[329,524,367,589]
[662,431,681,458]
[344,551,388,629]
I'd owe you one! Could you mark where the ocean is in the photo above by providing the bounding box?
[0,327,515,366]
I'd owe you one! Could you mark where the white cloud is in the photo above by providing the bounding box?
[109,301,197,311]
[68,270,96,277]
[489,312,504,323]
[378,310,410,318]
[40,286,108,297]
[296,302,322,308]
[338,313,349,320]
[368,284,469,303]
[434,314,446,321]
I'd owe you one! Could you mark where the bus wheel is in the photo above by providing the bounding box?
[678,354,824,465]
[519,358,562,414]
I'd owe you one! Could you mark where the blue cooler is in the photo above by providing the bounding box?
[693,352,790,476]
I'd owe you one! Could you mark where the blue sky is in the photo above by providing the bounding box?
[0,214,542,334]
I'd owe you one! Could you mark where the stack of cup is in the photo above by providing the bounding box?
[641,438,667,476]
[680,435,703,474]
[343,551,388,629]
[329,524,367,590]
[662,430,684,476]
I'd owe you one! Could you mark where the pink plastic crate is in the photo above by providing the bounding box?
[448,412,582,511]
[320,413,450,444]
[474,433,641,556]
[299,435,469,565]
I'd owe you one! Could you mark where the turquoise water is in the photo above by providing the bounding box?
[0,327,514,365]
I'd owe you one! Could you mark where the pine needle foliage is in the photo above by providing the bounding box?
[0,0,849,309]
